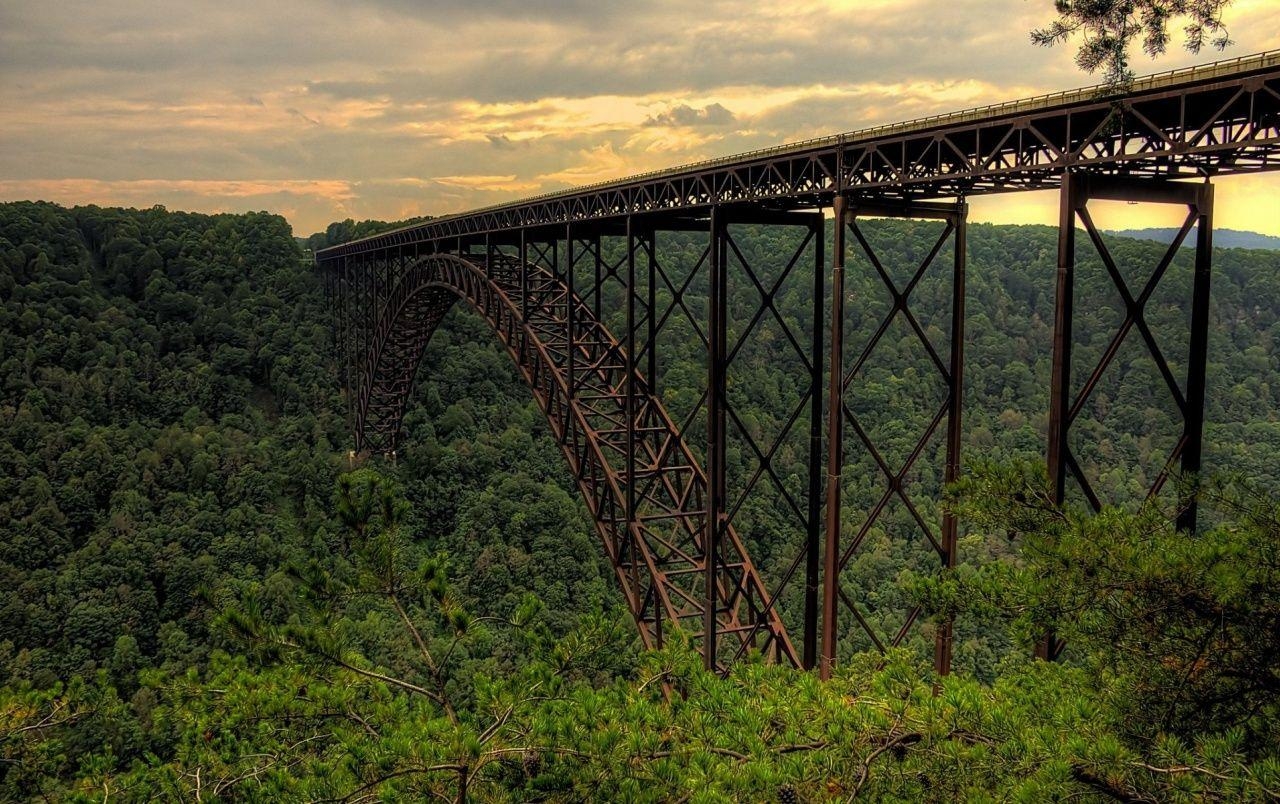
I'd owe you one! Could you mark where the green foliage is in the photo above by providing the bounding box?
[939,464,1280,748]
[1033,0,1234,87]
[0,201,344,692]
[2,203,1279,799]
[299,216,434,255]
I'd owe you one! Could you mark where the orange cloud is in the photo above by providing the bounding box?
[0,178,357,203]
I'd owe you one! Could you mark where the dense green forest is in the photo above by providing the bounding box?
[1,200,1277,800]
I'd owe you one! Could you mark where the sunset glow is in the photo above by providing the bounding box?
[2,0,1277,235]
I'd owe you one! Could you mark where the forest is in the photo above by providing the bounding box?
[0,199,1278,801]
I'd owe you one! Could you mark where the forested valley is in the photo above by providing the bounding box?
[2,200,1278,801]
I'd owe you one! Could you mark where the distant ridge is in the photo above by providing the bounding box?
[1108,227,1280,251]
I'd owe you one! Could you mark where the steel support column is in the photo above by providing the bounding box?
[566,224,576,401]
[1042,172,1215,659]
[594,232,604,322]
[339,255,354,443]
[624,217,663,646]
[705,207,727,670]
[822,196,967,678]
[625,216,638,538]
[821,195,847,681]
[937,206,966,677]
[520,229,530,322]
[804,214,826,672]
[646,230,658,403]
[1180,191,1214,534]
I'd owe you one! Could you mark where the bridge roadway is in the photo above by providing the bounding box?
[318,51,1280,676]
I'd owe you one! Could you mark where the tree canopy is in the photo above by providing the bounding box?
[1033,0,1234,86]
[1,201,1278,799]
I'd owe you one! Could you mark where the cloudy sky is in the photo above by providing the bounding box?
[2,0,1278,236]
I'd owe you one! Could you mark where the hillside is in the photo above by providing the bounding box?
[1,202,1277,800]
[1109,227,1280,250]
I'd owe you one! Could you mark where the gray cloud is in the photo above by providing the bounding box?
[645,102,736,127]
[486,134,525,149]
[347,0,626,25]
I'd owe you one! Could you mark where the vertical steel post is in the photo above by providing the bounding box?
[935,201,967,677]
[348,253,357,438]
[355,253,367,454]
[1040,173,1079,662]
[381,253,388,310]
[360,252,369,418]
[803,214,825,671]
[358,254,368,453]
[520,228,530,323]
[485,232,493,279]
[647,229,658,395]
[340,256,353,444]
[594,232,604,322]
[1048,172,1078,509]
[566,223,576,400]
[640,223,662,649]
[394,246,402,307]
[821,195,848,680]
[705,206,727,671]
[1179,184,1214,534]
[626,215,638,571]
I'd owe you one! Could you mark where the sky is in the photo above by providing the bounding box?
[1,0,1278,238]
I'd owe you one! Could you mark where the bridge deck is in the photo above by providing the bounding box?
[318,50,1280,261]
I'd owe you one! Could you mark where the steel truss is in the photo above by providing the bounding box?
[1039,173,1214,660]
[823,197,967,679]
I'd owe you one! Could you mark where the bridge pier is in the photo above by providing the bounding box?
[700,208,826,669]
[1040,173,1215,660]
[707,207,726,669]
[821,196,968,680]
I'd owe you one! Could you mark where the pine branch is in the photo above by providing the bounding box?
[1069,765,1154,803]
[847,731,924,801]
[387,592,457,724]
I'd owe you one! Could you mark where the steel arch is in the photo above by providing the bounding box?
[356,252,797,667]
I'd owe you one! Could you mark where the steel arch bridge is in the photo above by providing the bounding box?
[319,51,1280,676]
